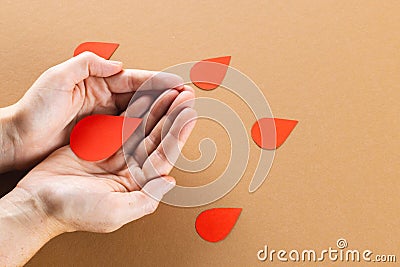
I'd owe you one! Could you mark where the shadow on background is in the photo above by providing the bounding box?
[0,169,30,197]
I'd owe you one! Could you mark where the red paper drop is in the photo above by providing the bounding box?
[251,118,298,149]
[190,56,231,90]
[195,208,242,242]
[70,115,142,161]
[73,42,119,59]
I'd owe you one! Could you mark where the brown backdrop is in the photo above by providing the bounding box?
[0,1,399,266]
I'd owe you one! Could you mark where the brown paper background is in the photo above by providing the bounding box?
[1,1,399,266]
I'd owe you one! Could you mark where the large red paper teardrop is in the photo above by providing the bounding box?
[73,42,119,59]
[195,208,242,242]
[70,115,142,161]
[190,56,231,90]
[251,118,298,149]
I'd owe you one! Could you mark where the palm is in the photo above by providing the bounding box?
[17,87,196,232]
[15,60,184,169]
[19,76,119,159]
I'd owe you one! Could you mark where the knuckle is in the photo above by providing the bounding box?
[103,223,121,233]
[103,213,122,232]
[43,65,60,78]
[155,148,167,162]
[79,51,97,61]
[145,134,157,152]
[144,199,159,215]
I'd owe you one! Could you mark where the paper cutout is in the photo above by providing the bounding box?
[251,118,298,149]
[190,56,231,90]
[195,208,242,242]
[70,115,142,161]
[73,42,119,59]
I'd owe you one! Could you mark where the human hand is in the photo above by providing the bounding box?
[17,86,196,233]
[0,52,184,171]
[0,87,196,265]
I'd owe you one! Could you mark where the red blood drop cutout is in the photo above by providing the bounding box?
[73,42,119,59]
[195,208,242,242]
[251,118,298,149]
[70,115,142,161]
[190,56,231,90]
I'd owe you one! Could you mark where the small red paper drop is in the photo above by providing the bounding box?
[251,118,298,149]
[73,42,119,59]
[190,56,231,90]
[70,115,142,161]
[195,208,242,242]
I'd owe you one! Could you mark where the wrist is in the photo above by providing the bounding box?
[0,187,64,265]
[0,104,19,172]
[0,187,64,238]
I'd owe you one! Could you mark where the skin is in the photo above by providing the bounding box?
[0,52,196,266]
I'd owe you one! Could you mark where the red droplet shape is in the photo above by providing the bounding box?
[70,115,142,161]
[195,208,242,242]
[251,118,298,149]
[190,56,231,90]
[73,42,119,59]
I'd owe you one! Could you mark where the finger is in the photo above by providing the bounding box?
[119,86,194,133]
[38,52,123,91]
[117,93,154,117]
[102,90,180,174]
[105,69,184,94]
[133,116,167,167]
[107,176,176,226]
[123,89,180,155]
[182,84,195,93]
[133,90,195,166]
[121,84,194,117]
[94,94,155,173]
[142,108,197,179]
[161,89,195,138]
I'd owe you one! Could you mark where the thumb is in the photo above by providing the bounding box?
[107,176,176,226]
[41,51,123,91]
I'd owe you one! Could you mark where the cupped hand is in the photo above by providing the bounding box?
[17,86,196,233]
[10,52,184,169]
